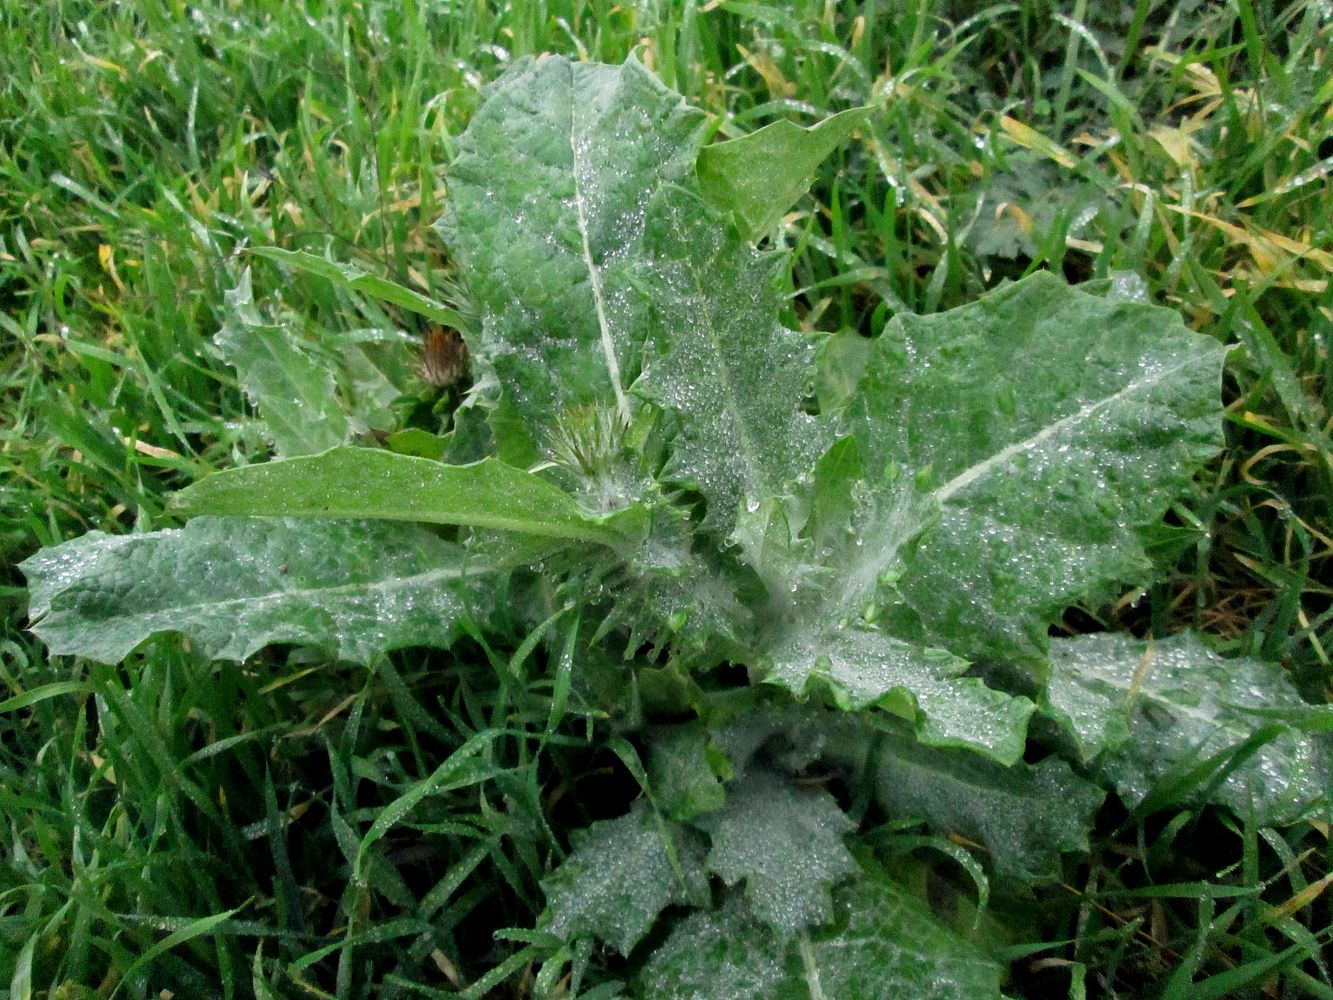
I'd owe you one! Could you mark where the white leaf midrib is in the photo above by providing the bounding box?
[66,560,503,623]
[1057,654,1274,743]
[932,358,1197,503]
[567,74,631,423]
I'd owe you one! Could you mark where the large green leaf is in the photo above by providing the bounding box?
[636,189,830,536]
[1047,632,1331,824]
[696,107,871,242]
[214,270,350,457]
[850,270,1227,662]
[723,270,1223,761]
[21,518,498,664]
[700,769,856,937]
[638,874,1004,1000]
[540,800,708,957]
[170,447,641,546]
[824,720,1104,881]
[439,56,837,537]
[436,56,707,441]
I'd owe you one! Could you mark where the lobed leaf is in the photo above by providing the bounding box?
[1047,631,1331,824]
[638,874,1004,1000]
[765,627,1033,764]
[700,769,857,937]
[850,271,1228,663]
[22,517,498,665]
[214,270,350,457]
[824,720,1104,881]
[437,56,707,443]
[540,800,708,957]
[440,56,834,537]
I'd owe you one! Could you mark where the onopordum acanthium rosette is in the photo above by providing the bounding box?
[20,51,1307,1000]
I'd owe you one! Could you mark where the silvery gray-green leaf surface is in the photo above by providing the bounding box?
[439,56,829,536]
[437,56,706,443]
[22,518,497,664]
[849,271,1227,662]
[214,270,349,457]
[796,436,934,614]
[709,704,832,784]
[638,875,1004,1000]
[636,189,830,536]
[725,266,1223,762]
[824,721,1104,881]
[540,800,708,957]
[764,626,1033,763]
[1048,631,1331,824]
[700,769,857,937]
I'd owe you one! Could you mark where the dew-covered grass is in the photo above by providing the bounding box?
[2,1,1331,996]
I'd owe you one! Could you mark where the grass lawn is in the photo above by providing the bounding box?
[2,1,1331,997]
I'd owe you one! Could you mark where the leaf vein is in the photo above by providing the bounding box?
[568,81,630,424]
[933,358,1198,503]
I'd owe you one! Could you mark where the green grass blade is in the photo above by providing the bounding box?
[110,904,247,998]
[0,681,90,714]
